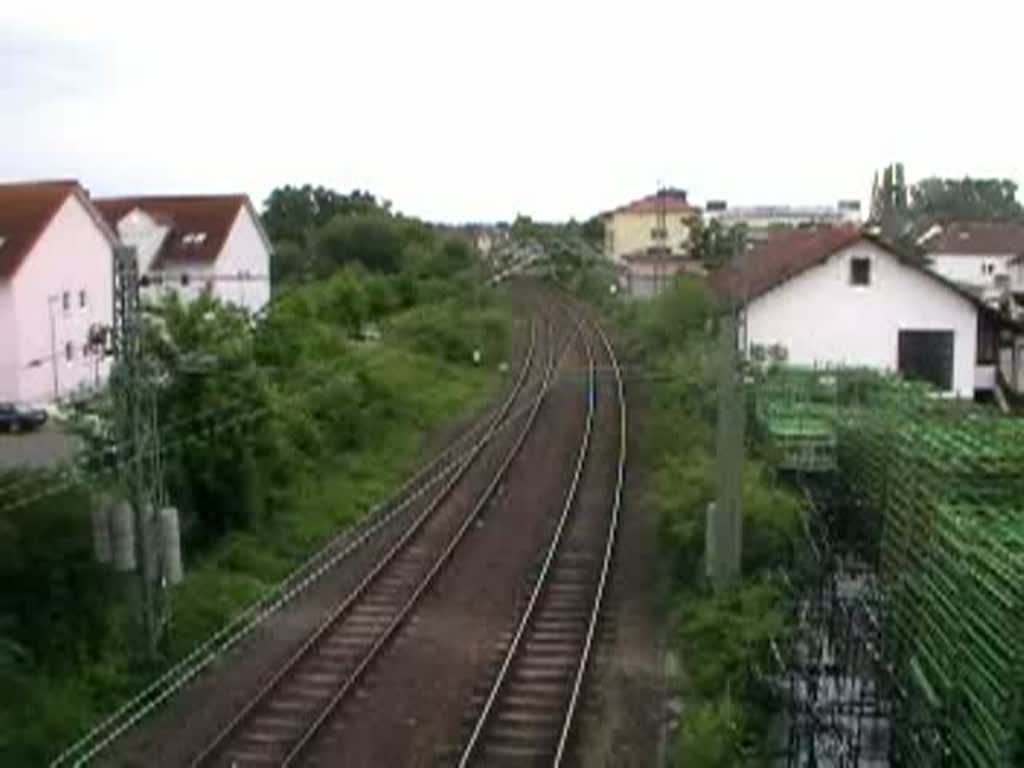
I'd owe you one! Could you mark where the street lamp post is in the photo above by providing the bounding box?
[47,294,60,400]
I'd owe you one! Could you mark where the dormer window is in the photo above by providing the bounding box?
[181,232,208,246]
[850,257,871,286]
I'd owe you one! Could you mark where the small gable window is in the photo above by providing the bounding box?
[850,257,871,286]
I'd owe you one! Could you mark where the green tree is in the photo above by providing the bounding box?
[0,474,112,668]
[314,212,405,275]
[270,239,313,287]
[910,176,1023,222]
[580,215,605,250]
[143,296,274,544]
[870,162,909,223]
[688,219,747,269]
[262,184,381,246]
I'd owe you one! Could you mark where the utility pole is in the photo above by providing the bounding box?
[110,245,166,659]
[707,232,746,591]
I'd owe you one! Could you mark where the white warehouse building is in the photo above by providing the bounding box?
[710,226,1011,399]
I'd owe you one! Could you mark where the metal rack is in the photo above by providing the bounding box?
[756,370,1024,766]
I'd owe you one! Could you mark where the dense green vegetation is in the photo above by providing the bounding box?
[613,277,802,766]
[870,161,1024,250]
[0,189,509,764]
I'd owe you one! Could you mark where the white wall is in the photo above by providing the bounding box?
[209,205,271,314]
[929,253,1016,296]
[745,240,978,398]
[6,195,113,404]
[125,204,271,315]
[117,209,171,274]
[0,281,20,401]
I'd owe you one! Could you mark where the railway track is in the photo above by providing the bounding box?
[457,306,626,767]
[190,305,578,768]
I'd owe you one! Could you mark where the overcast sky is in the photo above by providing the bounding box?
[2,1,1022,223]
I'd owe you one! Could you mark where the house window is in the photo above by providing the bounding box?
[79,290,87,309]
[65,342,74,363]
[62,291,71,311]
[850,257,871,286]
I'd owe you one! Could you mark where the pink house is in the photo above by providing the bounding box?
[0,180,117,404]
[94,195,272,315]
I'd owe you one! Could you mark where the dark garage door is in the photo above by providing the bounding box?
[898,330,954,390]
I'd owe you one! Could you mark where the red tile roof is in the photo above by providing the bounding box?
[95,194,248,269]
[709,225,863,303]
[923,221,1024,256]
[611,192,700,216]
[0,180,82,279]
[709,225,990,314]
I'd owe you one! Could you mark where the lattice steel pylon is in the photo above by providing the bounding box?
[111,245,166,658]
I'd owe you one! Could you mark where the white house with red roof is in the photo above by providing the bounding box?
[710,226,1017,399]
[0,180,117,404]
[919,221,1024,304]
[95,195,272,315]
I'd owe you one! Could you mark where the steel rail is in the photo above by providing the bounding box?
[192,308,580,767]
[457,303,598,768]
[279,309,583,767]
[53,297,589,767]
[50,322,540,768]
[553,312,626,766]
[189,316,547,767]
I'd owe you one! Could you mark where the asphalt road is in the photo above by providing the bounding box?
[0,424,78,470]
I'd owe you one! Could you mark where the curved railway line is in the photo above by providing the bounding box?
[89,285,631,768]
[190,299,588,768]
[456,304,626,767]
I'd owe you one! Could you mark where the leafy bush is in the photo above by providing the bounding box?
[314,212,406,275]
[605,273,801,765]
[388,299,509,366]
[674,694,745,768]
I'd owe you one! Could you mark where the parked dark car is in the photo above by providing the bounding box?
[0,402,48,433]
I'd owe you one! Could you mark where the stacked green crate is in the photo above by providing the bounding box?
[838,387,1024,765]
[835,404,890,556]
[949,510,1024,766]
[770,371,1024,765]
[754,367,839,472]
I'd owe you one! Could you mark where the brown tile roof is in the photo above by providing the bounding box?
[709,225,990,312]
[95,194,248,269]
[0,180,82,279]
[709,225,863,302]
[610,192,700,216]
[923,221,1024,256]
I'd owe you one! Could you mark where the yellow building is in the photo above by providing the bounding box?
[603,189,701,262]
